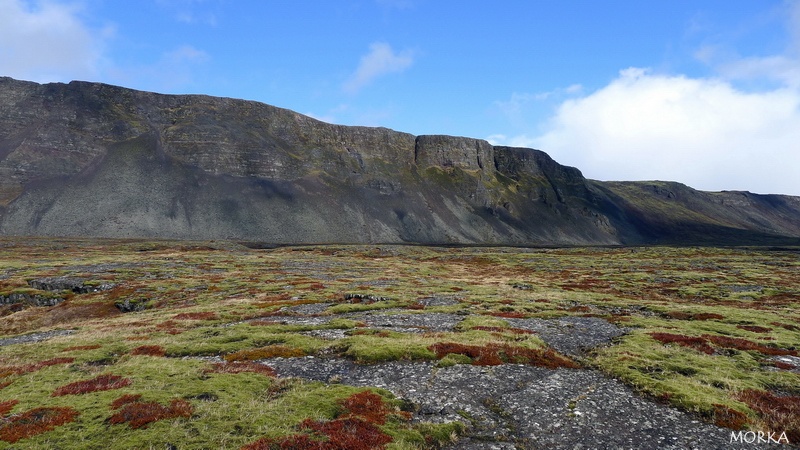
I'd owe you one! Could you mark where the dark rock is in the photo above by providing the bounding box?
[28,276,115,294]
[342,293,390,303]
[1,76,800,246]
[113,298,150,313]
[0,291,65,307]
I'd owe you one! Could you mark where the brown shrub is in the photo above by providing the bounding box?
[300,417,392,449]
[242,434,322,450]
[339,391,391,425]
[62,345,101,352]
[665,311,725,321]
[771,322,800,332]
[736,325,772,333]
[737,389,800,443]
[702,335,797,356]
[110,393,143,410]
[772,361,797,370]
[52,374,132,396]
[109,398,193,429]
[205,361,276,377]
[0,381,12,390]
[0,399,18,416]
[224,345,305,362]
[664,311,692,320]
[241,390,402,449]
[0,357,75,377]
[711,404,748,429]
[0,406,79,443]
[130,345,166,357]
[649,332,716,355]
[44,301,120,325]
[691,313,725,321]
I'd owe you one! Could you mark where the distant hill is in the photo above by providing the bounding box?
[1,76,799,245]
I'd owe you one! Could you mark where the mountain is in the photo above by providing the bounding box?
[1,76,799,246]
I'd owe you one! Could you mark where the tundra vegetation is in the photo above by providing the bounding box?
[0,238,798,448]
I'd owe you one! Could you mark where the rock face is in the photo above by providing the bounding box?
[1,76,800,245]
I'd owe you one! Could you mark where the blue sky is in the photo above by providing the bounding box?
[2,0,800,195]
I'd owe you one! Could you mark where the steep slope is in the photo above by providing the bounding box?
[1,76,799,245]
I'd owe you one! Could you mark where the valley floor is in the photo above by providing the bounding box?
[0,239,798,448]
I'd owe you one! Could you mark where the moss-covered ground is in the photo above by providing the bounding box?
[0,238,798,448]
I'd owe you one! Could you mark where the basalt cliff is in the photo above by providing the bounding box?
[2,76,799,245]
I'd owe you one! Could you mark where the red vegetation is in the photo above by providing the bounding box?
[241,391,397,450]
[0,381,12,390]
[649,333,715,355]
[52,374,132,397]
[664,311,724,321]
[736,325,772,333]
[224,345,306,362]
[771,361,796,370]
[155,320,184,335]
[338,391,395,425]
[711,404,748,429]
[737,389,800,443]
[297,417,392,449]
[0,399,18,416]
[692,313,725,320]
[62,345,102,352]
[0,357,75,377]
[130,345,166,357]
[650,332,797,357]
[771,322,800,332]
[110,394,143,410]
[205,361,277,377]
[109,398,193,429]
[429,342,580,369]
[173,311,218,320]
[702,335,797,356]
[0,406,79,443]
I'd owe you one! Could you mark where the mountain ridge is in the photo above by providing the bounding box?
[1,76,799,246]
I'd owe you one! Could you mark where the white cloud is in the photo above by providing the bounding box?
[493,1,800,195]
[343,42,413,94]
[0,0,110,82]
[519,68,800,195]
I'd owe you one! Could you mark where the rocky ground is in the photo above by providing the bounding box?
[253,305,767,449]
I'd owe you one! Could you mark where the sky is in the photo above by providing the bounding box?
[2,1,800,195]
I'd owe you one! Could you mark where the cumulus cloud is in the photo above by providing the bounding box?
[519,68,800,195]
[0,0,110,82]
[343,42,413,93]
[492,2,800,195]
